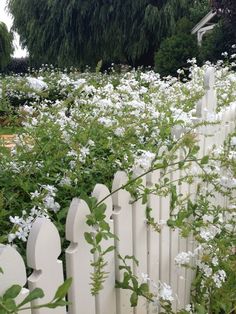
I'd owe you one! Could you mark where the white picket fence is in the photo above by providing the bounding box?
[1,68,236,314]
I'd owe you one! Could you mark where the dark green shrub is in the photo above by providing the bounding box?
[199,23,234,63]
[154,32,198,76]
[6,57,30,74]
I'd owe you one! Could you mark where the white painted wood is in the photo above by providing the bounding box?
[169,158,181,311]
[131,173,148,314]
[191,10,216,34]
[27,218,66,314]
[0,245,31,314]
[177,152,189,309]
[146,170,161,314]
[146,170,161,286]
[159,173,171,286]
[92,184,116,314]
[65,198,96,314]
[112,171,134,314]
[185,163,197,305]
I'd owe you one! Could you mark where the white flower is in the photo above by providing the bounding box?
[8,233,16,242]
[212,270,226,288]
[198,263,212,278]
[133,150,155,175]
[15,227,28,242]
[30,190,41,199]
[80,147,90,157]
[141,273,149,283]
[41,184,57,196]
[114,127,125,137]
[98,117,114,127]
[159,283,174,302]
[200,225,221,241]
[185,304,192,313]
[43,195,60,212]
[221,52,228,57]
[175,251,193,266]
[59,176,72,187]
[69,160,76,169]
[202,214,214,224]
[88,139,95,146]
[9,216,22,225]
[212,256,219,266]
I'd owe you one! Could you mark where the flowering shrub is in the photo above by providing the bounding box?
[0,58,236,313]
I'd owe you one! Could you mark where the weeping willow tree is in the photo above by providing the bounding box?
[0,22,13,71]
[7,0,192,67]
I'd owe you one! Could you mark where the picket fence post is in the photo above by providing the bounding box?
[27,218,66,314]
[0,245,31,314]
[92,184,116,314]
[65,198,96,314]
[112,171,134,314]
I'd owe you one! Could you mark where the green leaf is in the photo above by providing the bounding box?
[3,285,21,300]
[3,299,17,311]
[130,292,138,307]
[142,193,148,204]
[45,300,68,308]
[53,278,72,300]
[167,218,175,228]
[200,155,209,165]
[0,267,3,274]
[84,232,94,245]
[18,288,44,307]
[94,204,106,221]
[95,232,103,245]
[131,277,139,290]
[102,245,115,255]
[195,303,206,314]
[139,283,149,293]
[99,220,110,231]
[163,158,168,169]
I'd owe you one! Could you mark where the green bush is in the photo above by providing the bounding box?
[154,32,198,76]
[199,23,233,63]
[6,57,30,74]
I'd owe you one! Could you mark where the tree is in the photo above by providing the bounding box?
[154,17,198,76]
[0,22,13,71]
[7,0,192,68]
[211,0,236,43]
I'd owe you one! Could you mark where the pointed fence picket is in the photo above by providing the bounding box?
[27,218,66,314]
[65,198,96,314]
[0,245,30,314]
[1,67,236,314]
[112,171,134,314]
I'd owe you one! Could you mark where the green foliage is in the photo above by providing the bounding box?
[0,278,72,313]
[84,198,116,295]
[7,0,193,68]
[211,0,236,40]
[188,0,210,24]
[115,255,153,307]
[199,23,233,63]
[5,58,29,74]
[0,22,13,71]
[154,28,198,76]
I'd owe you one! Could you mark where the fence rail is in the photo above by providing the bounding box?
[1,68,236,314]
